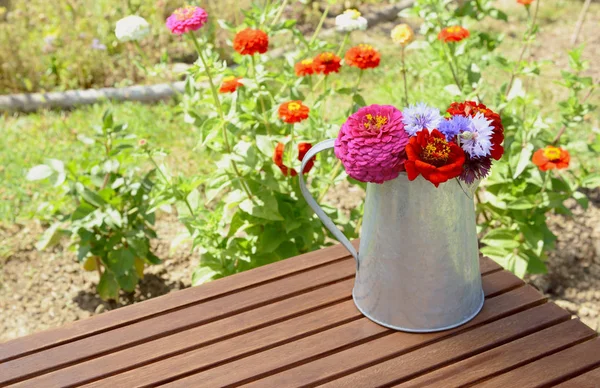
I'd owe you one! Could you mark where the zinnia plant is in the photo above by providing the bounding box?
[166,6,208,35]
[437,26,470,43]
[532,146,570,171]
[344,44,381,70]
[233,28,269,55]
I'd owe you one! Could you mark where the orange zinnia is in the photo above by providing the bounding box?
[272,142,316,176]
[517,0,534,4]
[312,52,342,75]
[233,28,269,55]
[278,101,310,124]
[532,146,570,171]
[295,59,315,77]
[218,76,243,93]
[437,26,470,43]
[344,44,381,70]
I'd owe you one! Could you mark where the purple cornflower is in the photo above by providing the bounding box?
[459,155,492,184]
[438,115,471,142]
[401,102,442,137]
[91,38,107,51]
[460,112,493,158]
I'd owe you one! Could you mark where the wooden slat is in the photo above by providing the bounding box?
[477,337,600,387]
[0,242,358,363]
[479,255,502,275]
[481,270,523,297]
[395,319,597,388]
[156,284,545,387]
[246,300,565,388]
[14,280,357,387]
[554,366,600,388]
[318,303,571,387]
[0,258,356,385]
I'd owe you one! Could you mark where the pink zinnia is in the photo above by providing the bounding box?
[166,6,208,35]
[335,105,409,184]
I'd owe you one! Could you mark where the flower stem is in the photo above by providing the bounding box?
[309,3,330,46]
[270,0,289,27]
[318,160,342,202]
[401,46,409,106]
[442,43,462,91]
[189,32,253,200]
[321,75,329,118]
[505,0,540,99]
[251,55,271,135]
[133,41,150,67]
[336,32,350,57]
[287,124,295,173]
[148,153,195,216]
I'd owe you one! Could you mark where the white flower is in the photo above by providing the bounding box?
[460,113,494,158]
[335,9,368,32]
[115,15,150,42]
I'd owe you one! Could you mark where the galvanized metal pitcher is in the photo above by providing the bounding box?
[299,139,484,332]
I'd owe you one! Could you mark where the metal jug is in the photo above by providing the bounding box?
[299,139,484,332]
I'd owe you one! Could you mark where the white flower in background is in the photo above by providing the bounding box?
[115,15,150,42]
[335,9,368,32]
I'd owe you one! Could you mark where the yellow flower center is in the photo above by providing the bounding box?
[320,53,334,62]
[358,43,373,51]
[223,76,236,82]
[301,59,313,65]
[447,26,462,33]
[543,146,561,161]
[422,136,451,165]
[363,114,388,130]
[287,102,302,111]
[344,9,361,19]
[175,5,196,21]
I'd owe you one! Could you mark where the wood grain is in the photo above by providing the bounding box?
[318,303,571,388]
[0,242,357,363]
[554,366,600,388]
[160,285,545,387]
[477,337,600,387]
[395,319,597,388]
[0,258,355,385]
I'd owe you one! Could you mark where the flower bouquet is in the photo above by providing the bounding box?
[334,101,504,187]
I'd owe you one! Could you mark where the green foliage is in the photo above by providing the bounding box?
[26,110,161,300]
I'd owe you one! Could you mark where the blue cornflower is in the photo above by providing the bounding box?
[401,102,442,137]
[438,115,471,141]
[460,113,493,158]
[91,39,107,51]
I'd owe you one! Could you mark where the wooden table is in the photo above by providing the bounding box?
[1,242,599,387]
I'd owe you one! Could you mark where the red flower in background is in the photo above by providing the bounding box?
[233,28,269,55]
[447,101,504,160]
[344,44,381,70]
[218,76,243,93]
[404,129,465,187]
[437,26,470,43]
[532,146,570,171]
[295,59,315,77]
[278,101,310,124]
[273,142,316,176]
[313,52,342,75]
[517,0,534,4]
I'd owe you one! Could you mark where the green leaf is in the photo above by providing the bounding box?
[255,135,274,157]
[71,202,96,221]
[117,271,138,293]
[26,165,53,181]
[581,174,600,189]
[36,223,68,251]
[257,224,287,253]
[481,228,520,249]
[127,237,149,258]
[106,248,135,276]
[146,251,162,265]
[513,143,533,179]
[573,191,589,209]
[480,246,509,269]
[506,197,535,210]
[507,78,524,101]
[192,266,219,286]
[239,195,284,221]
[98,271,119,301]
[352,94,367,108]
[81,188,107,208]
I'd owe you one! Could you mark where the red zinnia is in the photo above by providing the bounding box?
[295,59,315,77]
[278,101,310,124]
[437,26,470,43]
[272,142,316,176]
[344,44,381,70]
[447,101,504,160]
[219,76,243,93]
[233,28,269,56]
[532,146,570,171]
[404,129,466,187]
[313,52,342,75]
[517,0,534,4]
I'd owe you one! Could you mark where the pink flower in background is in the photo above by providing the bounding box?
[335,105,409,184]
[166,5,208,35]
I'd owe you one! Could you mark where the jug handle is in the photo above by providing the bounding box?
[298,139,359,263]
